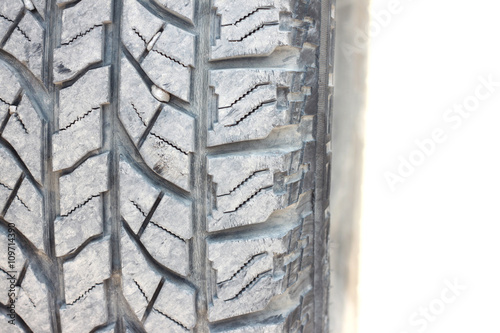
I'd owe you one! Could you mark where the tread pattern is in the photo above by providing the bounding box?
[55,1,112,331]
[0,55,50,332]
[120,159,192,276]
[0,0,332,331]
[206,0,325,330]
[1,2,44,79]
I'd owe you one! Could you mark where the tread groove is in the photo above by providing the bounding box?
[0,137,42,192]
[116,129,191,199]
[136,105,162,149]
[15,261,29,287]
[141,278,164,323]
[0,10,30,45]
[0,180,31,212]
[122,218,195,287]
[137,191,164,238]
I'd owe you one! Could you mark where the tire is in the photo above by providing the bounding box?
[0,0,333,332]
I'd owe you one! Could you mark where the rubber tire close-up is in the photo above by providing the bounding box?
[0,0,333,332]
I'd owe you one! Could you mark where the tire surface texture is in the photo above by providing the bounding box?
[0,0,333,332]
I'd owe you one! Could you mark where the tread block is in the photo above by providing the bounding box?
[211,0,291,60]
[54,195,103,256]
[0,63,21,106]
[4,178,44,250]
[207,192,313,322]
[209,69,309,146]
[139,106,194,191]
[215,170,273,214]
[214,252,272,302]
[60,0,111,44]
[141,24,194,102]
[119,159,160,234]
[3,11,44,79]
[15,265,51,333]
[140,133,190,191]
[0,231,26,304]
[121,227,196,329]
[59,65,109,130]
[0,2,23,32]
[29,0,46,19]
[52,107,101,171]
[210,272,278,322]
[149,105,195,154]
[2,94,43,183]
[59,152,109,216]
[143,309,190,333]
[60,283,108,333]
[207,151,301,232]
[0,5,16,43]
[54,25,103,83]
[0,145,22,193]
[152,26,195,68]
[140,221,190,276]
[214,322,285,333]
[145,278,197,331]
[156,0,194,23]
[143,193,192,276]
[62,237,110,306]
[153,192,193,234]
[0,314,24,332]
[2,94,43,184]
[122,0,194,102]
[0,101,8,127]
[221,8,278,42]
[208,235,288,322]
[122,0,164,60]
[119,58,160,144]
[214,290,314,332]
[121,228,162,320]
[210,302,307,333]
[120,158,192,276]
[0,185,10,212]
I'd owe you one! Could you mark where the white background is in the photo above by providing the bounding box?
[358,0,500,332]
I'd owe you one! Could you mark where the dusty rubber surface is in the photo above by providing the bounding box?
[0,0,333,331]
